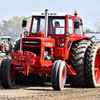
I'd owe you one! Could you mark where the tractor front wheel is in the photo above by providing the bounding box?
[85,42,100,87]
[1,59,15,88]
[51,60,66,90]
[0,59,6,81]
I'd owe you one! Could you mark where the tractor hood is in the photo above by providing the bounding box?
[22,37,55,47]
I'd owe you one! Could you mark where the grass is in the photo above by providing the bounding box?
[0,56,11,60]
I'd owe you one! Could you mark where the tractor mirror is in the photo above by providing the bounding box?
[22,20,27,27]
[74,21,79,28]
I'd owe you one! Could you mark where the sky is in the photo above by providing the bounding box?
[0,0,100,32]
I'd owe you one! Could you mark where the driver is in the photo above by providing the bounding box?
[55,21,60,28]
[52,21,60,34]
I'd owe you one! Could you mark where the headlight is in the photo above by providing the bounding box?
[58,38,65,47]
[23,31,28,37]
[44,51,48,56]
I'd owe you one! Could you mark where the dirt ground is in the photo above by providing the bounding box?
[0,84,100,100]
[0,59,100,100]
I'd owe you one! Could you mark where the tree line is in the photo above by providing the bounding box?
[0,16,100,36]
[84,19,100,33]
[0,16,26,36]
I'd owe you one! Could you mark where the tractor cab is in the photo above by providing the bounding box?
[22,10,84,38]
[22,10,86,60]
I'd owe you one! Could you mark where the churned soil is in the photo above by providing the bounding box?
[0,83,100,100]
[0,59,100,100]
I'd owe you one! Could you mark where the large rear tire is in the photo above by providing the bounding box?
[14,71,22,84]
[85,42,100,87]
[35,73,47,86]
[20,73,46,85]
[67,40,90,87]
[20,73,37,85]
[1,59,15,88]
[13,39,22,84]
[52,60,66,90]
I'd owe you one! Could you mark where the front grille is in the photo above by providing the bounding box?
[23,46,40,56]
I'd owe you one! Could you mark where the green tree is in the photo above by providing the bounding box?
[95,19,100,32]
[0,16,26,36]
[84,27,92,32]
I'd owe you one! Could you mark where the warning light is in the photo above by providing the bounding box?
[74,10,78,16]
[20,33,22,37]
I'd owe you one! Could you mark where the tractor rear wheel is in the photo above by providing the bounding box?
[13,39,22,84]
[20,73,46,85]
[51,60,66,90]
[20,73,37,85]
[1,59,15,88]
[67,40,90,87]
[14,71,22,84]
[35,73,47,85]
[85,42,100,87]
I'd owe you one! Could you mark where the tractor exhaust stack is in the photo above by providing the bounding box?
[44,9,48,38]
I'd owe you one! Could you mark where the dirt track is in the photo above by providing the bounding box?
[0,83,100,100]
[0,59,100,100]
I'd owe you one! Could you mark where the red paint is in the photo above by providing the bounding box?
[62,68,65,83]
[95,48,100,83]
[10,65,15,81]
[65,62,76,75]
[38,31,44,37]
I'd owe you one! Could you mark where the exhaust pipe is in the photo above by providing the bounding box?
[44,9,48,38]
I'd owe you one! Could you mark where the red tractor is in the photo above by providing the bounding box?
[0,9,100,90]
[0,36,13,55]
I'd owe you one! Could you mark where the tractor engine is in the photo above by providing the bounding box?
[10,36,55,76]
[22,37,55,67]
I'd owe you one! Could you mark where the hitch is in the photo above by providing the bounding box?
[10,51,36,76]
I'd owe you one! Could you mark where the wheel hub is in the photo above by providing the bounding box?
[62,68,65,83]
[95,49,100,83]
